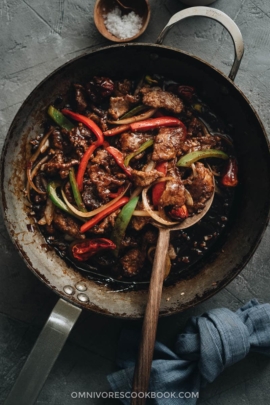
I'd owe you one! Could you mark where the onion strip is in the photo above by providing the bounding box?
[142,186,178,226]
[61,184,130,218]
[107,108,157,125]
[26,155,49,198]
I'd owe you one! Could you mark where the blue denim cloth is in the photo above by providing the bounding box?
[107,300,270,404]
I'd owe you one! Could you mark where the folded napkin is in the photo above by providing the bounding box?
[108,299,270,404]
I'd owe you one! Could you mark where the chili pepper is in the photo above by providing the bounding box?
[61,109,104,146]
[221,158,238,187]
[103,124,130,137]
[152,162,168,207]
[76,143,99,192]
[130,117,185,132]
[69,167,87,212]
[70,238,116,261]
[169,205,189,219]
[124,139,154,167]
[80,197,129,233]
[48,106,74,131]
[110,196,139,256]
[47,181,71,215]
[177,149,229,167]
[105,146,132,177]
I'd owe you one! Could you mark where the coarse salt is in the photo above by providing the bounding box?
[103,6,143,39]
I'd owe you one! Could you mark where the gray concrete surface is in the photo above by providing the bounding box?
[1,0,270,404]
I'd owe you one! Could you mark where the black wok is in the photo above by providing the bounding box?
[1,7,270,405]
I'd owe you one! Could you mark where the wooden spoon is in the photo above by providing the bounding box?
[131,186,215,405]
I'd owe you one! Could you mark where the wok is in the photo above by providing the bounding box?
[1,7,270,405]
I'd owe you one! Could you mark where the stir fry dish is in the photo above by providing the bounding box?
[26,74,238,282]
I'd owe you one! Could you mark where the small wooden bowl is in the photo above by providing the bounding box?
[94,0,151,43]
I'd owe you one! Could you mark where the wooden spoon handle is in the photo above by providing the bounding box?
[131,228,170,405]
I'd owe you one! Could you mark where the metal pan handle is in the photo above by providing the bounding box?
[4,298,82,405]
[156,7,244,81]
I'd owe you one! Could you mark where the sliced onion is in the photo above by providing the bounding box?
[26,155,49,198]
[142,186,178,226]
[38,217,47,225]
[130,186,142,199]
[184,189,194,206]
[61,184,130,218]
[29,128,53,164]
[107,108,157,125]
[44,197,55,225]
[191,163,197,178]
[133,210,152,216]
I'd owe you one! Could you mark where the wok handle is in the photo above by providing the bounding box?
[156,6,244,81]
[131,228,170,405]
[4,298,82,405]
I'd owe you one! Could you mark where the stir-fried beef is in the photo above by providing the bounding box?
[86,76,114,104]
[91,148,114,172]
[119,132,153,155]
[120,248,146,277]
[82,184,102,210]
[108,94,138,119]
[88,164,126,200]
[140,87,184,114]
[131,169,164,187]
[53,211,84,239]
[187,117,204,137]
[52,129,64,150]
[152,126,186,161]
[42,150,79,179]
[114,79,132,96]
[68,126,92,158]
[74,83,88,112]
[160,179,186,208]
[185,163,214,211]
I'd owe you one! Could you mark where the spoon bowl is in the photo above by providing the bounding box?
[94,0,151,43]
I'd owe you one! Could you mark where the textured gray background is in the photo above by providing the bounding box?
[1,0,270,404]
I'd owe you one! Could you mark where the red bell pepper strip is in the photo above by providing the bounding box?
[76,143,98,191]
[169,205,189,219]
[105,146,132,177]
[152,162,168,207]
[130,117,185,132]
[61,109,104,146]
[103,124,130,137]
[221,158,238,187]
[80,197,129,233]
[71,238,116,261]
[109,186,125,199]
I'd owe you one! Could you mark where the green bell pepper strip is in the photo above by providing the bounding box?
[47,181,71,214]
[124,139,154,167]
[48,105,74,131]
[69,167,87,212]
[47,181,83,221]
[110,196,139,256]
[177,149,229,167]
